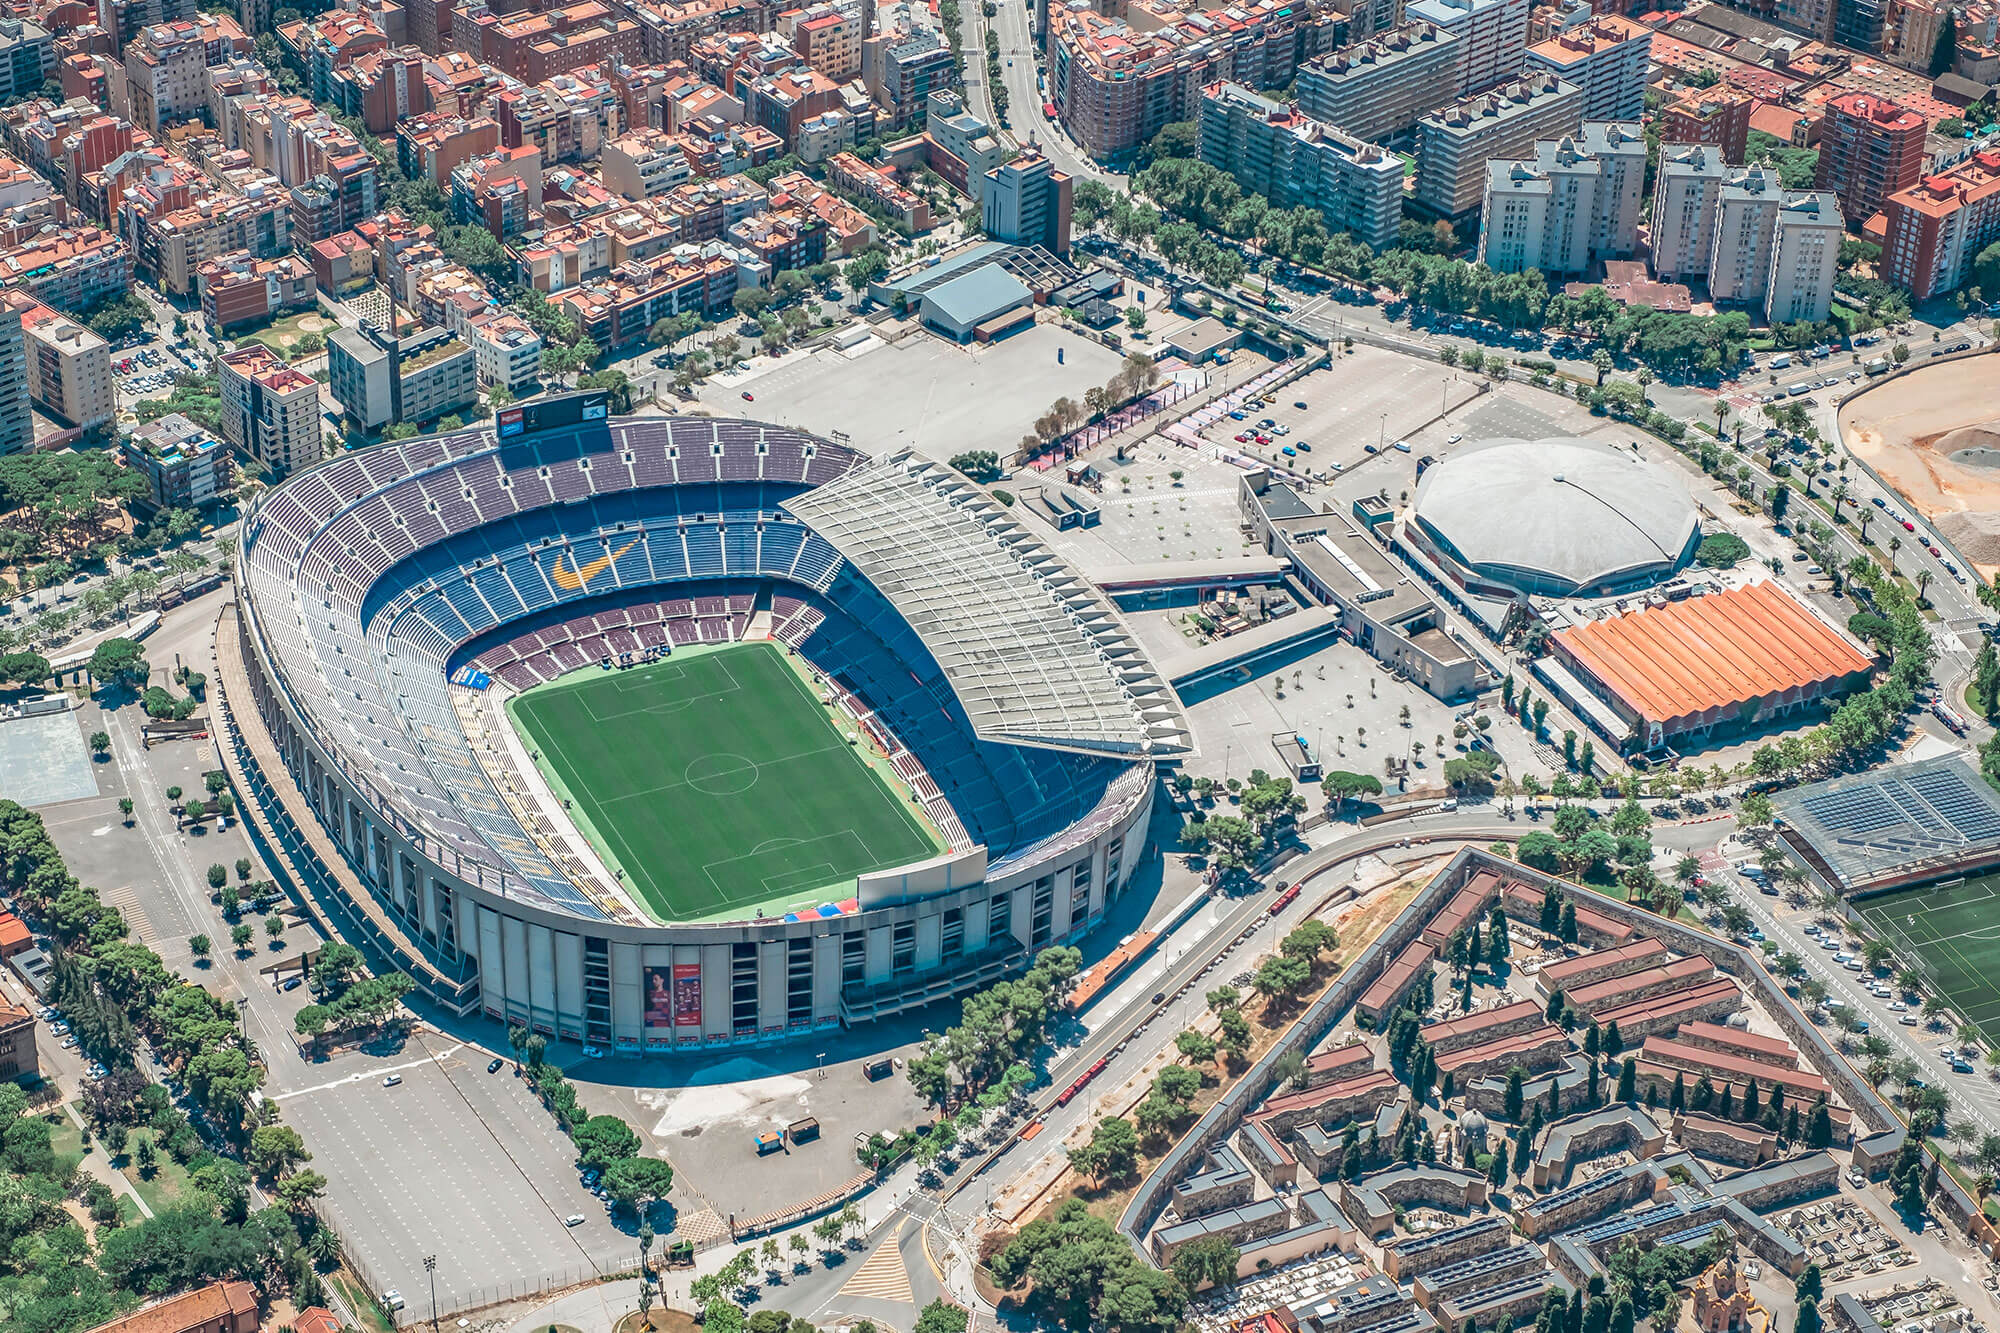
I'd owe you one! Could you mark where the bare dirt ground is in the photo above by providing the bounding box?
[1841,354,2000,578]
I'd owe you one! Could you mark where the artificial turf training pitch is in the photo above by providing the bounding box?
[507,641,942,923]
[1857,872,2000,1045]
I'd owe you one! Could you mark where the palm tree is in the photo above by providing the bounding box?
[1888,534,1902,570]
[1714,400,1729,437]
[1916,569,1934,603]
[1830,481,1848,521]
[1858,508,1874,545]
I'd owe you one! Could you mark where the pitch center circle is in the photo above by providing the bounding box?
[686,752,758,795]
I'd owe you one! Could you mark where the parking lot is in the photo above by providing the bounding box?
[697,322,1129,461]
[575,1026,932,1236]
[276,1031,638,1320]
[116,336,203,405]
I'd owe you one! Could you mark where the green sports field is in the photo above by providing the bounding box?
[1857,872,2000,1044]
[506,642,942,923]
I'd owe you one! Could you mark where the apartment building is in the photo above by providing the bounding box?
[1881,148,2000,299]
[743,66,844,147]
[793,7,860,81]
[493,71,625,165]
[328,321,476,430]
[451,145,543,237]
[1650,141,1734,281]
[550,245,742,347]
[1523,15,1650,123]
[980,151,1072,255]
[398,112,502,186]
[0,223,133,312]
[461,308,543,392]
[471,2,643,85]
[1764,191,1842,322]
[1295,22,1463,146]
[124,176,294,295]
[1415,73,1584,218]
[298,12,388,106]
[1476,121,1644,275]
[859,25,953,128]
[196,252,315,330]
[120,412,231,510]
[1707,164,1785,305]
[218,343,323,474]
[925,91,1007,191]
[795,108,856,163]
[125,21,216,136]
[1050,0,1342,160]
[1197,82,1406,251]
[16,298,111,433]
[1406,0,1530,96]
[325,47,435,136]
[826,151,930,229]
[602,126,697,198]
[1816,91,1927,223]
[97,0,199,47]
[0,292,34,457]
[0,20,55,105]
[1661,86,1752,164]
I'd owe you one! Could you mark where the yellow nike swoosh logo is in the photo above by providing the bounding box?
[549,538,639,592]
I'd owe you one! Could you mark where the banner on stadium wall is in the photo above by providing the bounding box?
[643,965,673,1028]
[673,963,702,1027]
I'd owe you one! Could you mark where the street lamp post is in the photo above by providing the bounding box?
[424,1255,438,1333]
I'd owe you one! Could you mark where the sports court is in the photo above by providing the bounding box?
[507,642,942,923]
[1858,871,2000,1042]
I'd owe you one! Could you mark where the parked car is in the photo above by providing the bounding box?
[382,1074,402,1087]
[488,1057,504,1073]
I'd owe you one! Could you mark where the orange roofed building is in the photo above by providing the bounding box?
[1550,579,1874,750]
[81,1281,258,1333]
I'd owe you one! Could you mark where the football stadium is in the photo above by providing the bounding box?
[223,392,1192,1051]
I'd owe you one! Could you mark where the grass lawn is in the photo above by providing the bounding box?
[116,1129,197,1214]
[47,1106,86,1165]
[1858,873,2000,1046]
[509,642,942,923]
[238,309,337,361]
[329,1270,397,1333]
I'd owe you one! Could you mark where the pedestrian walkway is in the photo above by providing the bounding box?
[838,1239,914,1305]
[61,1103,153,1220]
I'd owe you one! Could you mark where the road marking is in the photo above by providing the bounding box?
[839,1229,915,1304]
[273,1044,467,1099]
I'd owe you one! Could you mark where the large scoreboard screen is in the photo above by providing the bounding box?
[495,390,610,439]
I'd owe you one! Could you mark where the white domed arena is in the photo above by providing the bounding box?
[1407,437,1702,598]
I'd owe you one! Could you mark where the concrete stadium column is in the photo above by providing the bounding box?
[913,912,942,973]
[700,942,731,1040]
[865,921,894,984]
[757,938,787,1034]
[812,932,842,1016]
[965,893,994,954]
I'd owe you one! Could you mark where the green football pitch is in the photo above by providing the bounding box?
[1857,872,2000,1045]
[506,642,942,923]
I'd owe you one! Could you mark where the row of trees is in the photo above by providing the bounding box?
[1178,769,1306,875]
[906,946,1081,1107]
[504,1029,678,1213]
[0,798,358,1332]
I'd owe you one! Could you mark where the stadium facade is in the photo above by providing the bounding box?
[226,394,1192,1051]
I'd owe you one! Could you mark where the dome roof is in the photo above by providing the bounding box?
[1411,438,1701,596]
[1459,1109,1489,1136]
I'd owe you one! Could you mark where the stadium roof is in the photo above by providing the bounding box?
[1773,754,2000,890]
[785,451,1194,758]
[1412,438,1699,593]
[1553,580,1873,727]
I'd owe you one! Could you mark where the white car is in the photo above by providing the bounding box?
[382,1292,405,1312]
[1447,433,1464,444]
[382,1074,402,1087]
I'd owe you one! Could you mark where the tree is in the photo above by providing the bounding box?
[207,863,228,890]
[1933,6,1959,75]
[88,637,149,689]
[1070,1115,1139,1181]
[1696,533,1750,568]
[604,1155,676,1210]
[914,1302,970,1333]
[1321,770,1383,809]
[249,1124,310,1179]
[1175,1029,1217,1065]
[230,923,254,952]
[573,1115,643,1169]
[264,914,285,942]
[189,933,210,959]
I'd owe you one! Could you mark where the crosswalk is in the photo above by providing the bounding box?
[838,1236,914,1304]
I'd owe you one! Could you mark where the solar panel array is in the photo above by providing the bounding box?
[1778,756,2000,888]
